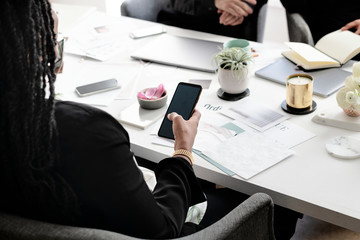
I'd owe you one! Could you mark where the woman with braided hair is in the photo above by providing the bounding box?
[0,0,207,238]
[0,1,303,239]
[0,0,75,220]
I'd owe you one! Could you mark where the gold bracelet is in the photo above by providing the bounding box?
[172,149,194,165]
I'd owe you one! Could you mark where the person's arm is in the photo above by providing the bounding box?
[56,102,205,239]
[169,0,217,16]
[341,19,360,34]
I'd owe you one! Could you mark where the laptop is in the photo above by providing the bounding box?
[131,34,223,72]
[255,57,351,97]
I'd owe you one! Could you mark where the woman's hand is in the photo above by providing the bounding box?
[218,10,244,26]
[341,19,360,35]
[215,0,256,18]
[168,110,201,152]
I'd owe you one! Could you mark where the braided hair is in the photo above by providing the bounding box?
[0,0,78,222]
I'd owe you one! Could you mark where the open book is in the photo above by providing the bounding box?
[282,30,360,70]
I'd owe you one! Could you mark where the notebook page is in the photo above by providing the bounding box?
[285,42,337,63]
[315,30,360,64]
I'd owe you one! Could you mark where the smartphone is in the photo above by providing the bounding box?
[129,26,166,39]
[75,78,120,97]
[158,82,202,140]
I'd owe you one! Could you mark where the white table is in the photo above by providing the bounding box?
[56,9,360,233]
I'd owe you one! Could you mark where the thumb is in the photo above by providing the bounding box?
[167,112,179,121]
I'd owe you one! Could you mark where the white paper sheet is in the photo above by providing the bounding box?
[202,131,294,180]
[263,120,316,149]
[193,122,236,152]
[221,97,289,131]
[65,22,130,61]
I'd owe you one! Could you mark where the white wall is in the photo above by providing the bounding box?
[263,0,289,43]
[106,0,124,16]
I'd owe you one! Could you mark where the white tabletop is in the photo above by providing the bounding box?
[55,9,360,232]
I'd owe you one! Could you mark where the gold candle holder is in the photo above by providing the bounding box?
[286,73,313,109]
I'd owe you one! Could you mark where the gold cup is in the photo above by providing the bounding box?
[286,74,313,109]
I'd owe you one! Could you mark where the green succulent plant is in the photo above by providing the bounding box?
[213,47,254,82]
[213,47,253,73]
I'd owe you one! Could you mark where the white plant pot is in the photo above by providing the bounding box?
[218,67,249,94]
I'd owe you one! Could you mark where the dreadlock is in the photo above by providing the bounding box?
[0,0,78,222]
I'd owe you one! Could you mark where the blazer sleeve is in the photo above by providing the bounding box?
[169,0,217,16]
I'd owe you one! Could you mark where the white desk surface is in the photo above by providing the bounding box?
[55,9,360,232]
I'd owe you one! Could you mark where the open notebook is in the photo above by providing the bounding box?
[282,30,360,70]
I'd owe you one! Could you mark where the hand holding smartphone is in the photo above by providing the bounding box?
[158,82,202,139]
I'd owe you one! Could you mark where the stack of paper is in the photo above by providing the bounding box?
[201,131,294,179]
[152,97,315,180]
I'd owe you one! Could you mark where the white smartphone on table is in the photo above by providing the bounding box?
[75,78,121,97]
[129,26,166,39]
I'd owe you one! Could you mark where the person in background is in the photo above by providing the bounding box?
[158,0,268,41]
[280,0,360,43]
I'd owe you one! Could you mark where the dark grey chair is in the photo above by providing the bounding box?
[256,3,268,43]
[286,12,314,45]
[120,0,170,22]
[0,193,275,240]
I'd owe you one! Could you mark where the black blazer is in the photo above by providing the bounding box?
[1,101,205,239]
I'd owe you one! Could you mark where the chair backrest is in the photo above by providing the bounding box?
[0,193,275,240]
[257,3,268,43]
[286,12,314,45]
[120,0,170,22]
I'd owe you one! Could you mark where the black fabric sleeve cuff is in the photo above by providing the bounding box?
[155,157,206,206]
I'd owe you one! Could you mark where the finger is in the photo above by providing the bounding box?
[190,109,201,122]
[228,3,247,17]
[167,112,180,121]
[222,6,239,17]
[219,12,233,24]
[341,22,357,31]
[243,0,257,6]
[224,1,252,17]
[355,27,360,35]
[230,16,244,26]
[223,17,237,25]
[238,1,253,15]
[221,13,243,26]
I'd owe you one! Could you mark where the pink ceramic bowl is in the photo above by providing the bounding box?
[137,89,167,109]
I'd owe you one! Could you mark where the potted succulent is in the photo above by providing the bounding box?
[213,47,253,97]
